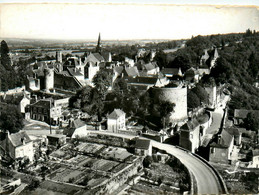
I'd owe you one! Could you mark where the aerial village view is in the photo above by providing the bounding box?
[0,1,259,195]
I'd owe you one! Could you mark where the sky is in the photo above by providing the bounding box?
[0,1,258,40]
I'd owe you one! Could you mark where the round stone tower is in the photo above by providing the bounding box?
[152,86,188,122]
[44,68,54,92]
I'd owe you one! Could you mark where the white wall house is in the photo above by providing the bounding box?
[107,109,126,133]
[0,131,34,162]
[88,62,100,82]
[71,119,88,138]
[248,150,259,168]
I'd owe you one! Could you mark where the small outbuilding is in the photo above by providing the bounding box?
[135,138,152,156]
[107,109,126,133]
[47,134,66,147]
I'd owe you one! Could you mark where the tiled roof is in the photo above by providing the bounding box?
[126,76,158,85]
[181,118,200,131]
[252,149,259,157]
[161,68,182,76]
[135,139,151,150]
[67,67,83,76]
[0,92,30,105]
[71,119,86,129]
[101,52,111,62]
[114,66,124,74]
[9,131,32,147]
[144,63,156,71]
[225,127,241,136]
[31,99,52,108]
[234,109,259,119]
[108,109,125,119]
[219,130,234,147]
[92,53,105,62]
[125,67,139,77]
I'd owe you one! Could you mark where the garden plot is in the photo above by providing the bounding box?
[144,163,183,186]
[129,180,176,195]
[76,170,109,187]
[128,162,185,194]
[112,163,131,173]
[81,157,99,168]
[75,142,106,154]
[91,159,119,172]
[66,155,91,166]
[50,149,67,159]
[48,166,85,183]
[100,147,132,162]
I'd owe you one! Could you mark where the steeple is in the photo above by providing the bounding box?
[96,32,101,53]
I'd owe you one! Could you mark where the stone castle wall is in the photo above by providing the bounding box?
[152,86,188,122]
[44,68,54,91]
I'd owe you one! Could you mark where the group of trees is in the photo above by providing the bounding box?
[243,112,259,133]
[0,40,35,91]
[187,84,210,109]
[69,69,175,129]
[0,104,24,134]
[69,69,112,121]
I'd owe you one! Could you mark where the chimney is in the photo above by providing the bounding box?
[21,138,26,145]
[217,134,222,144]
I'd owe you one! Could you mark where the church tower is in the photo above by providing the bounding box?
[96,33,102,53]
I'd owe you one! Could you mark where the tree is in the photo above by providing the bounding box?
[0,40,11,70]
[243,112,259,132]
[153,50,167,69]
[159,100,175,128]
[1,40,9,55]
[192,84,209,105]
[92,69,112,99]
[0,105,24,133]
[139,91,152,118]
[187,91,200,109]
[143,155,153,168]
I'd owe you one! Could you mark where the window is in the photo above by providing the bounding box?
[190,134,193,139]
[210,147,215,154]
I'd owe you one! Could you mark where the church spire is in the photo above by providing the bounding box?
[96,32,101,53]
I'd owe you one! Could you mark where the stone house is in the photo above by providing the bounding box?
[184,67,200,83]
[47,134,66,147]
[225,127,242,146]
[125,76,169,90]
[209,129,234,163]
[248,149,259,168]
[64,118,87,138]
[179,118,200,153]
[28,98,62,125]
[0,131,34,162]
[85,52,105,66]
[0,91,31,116]
[135,139,152,156]
[204,85,217,109]
[143,62,159,75]
[107,109,126,132]
[233,109,259,125]
[161,67,183,78]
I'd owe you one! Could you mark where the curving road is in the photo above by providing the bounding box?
[152,142,220,194]
[87,130,221,194]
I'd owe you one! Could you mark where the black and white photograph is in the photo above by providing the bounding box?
[0,0,258,194]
